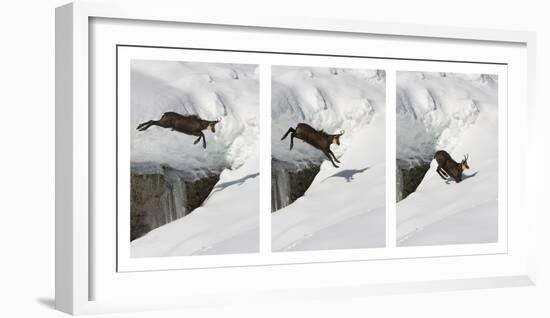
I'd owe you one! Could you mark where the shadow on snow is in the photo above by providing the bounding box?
[207,172,260,197]
[321,166,370,183]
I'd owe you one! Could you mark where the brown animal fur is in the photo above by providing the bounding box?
[281,123,343,168]
[434,150,470,183]
[136,112,220,149]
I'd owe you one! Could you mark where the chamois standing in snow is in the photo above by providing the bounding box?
[136,112,220,149]
[434,150,470,183]
[281,123,344,168]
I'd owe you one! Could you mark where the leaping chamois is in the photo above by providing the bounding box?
[281,123,344,168]
[136,112,220,149]
[434,150,470,183]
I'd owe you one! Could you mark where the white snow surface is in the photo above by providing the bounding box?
[130,60,259,256]
[271,66,386,251]
[396,71,499,246]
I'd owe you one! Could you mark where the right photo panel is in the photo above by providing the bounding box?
[396,71,499,246]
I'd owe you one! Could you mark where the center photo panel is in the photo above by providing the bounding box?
[270,65,387,252]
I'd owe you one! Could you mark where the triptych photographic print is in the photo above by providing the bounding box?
[116,46,505,269]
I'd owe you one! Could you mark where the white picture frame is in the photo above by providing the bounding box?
[55,2,537,315]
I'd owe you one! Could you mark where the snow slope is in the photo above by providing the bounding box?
[396,72,499,246]
[130,60,259,256]
[271,66,386,251]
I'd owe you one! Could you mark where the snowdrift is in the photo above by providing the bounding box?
[396,72,499,246]
[130,60,259,256]
[271,66,386,251]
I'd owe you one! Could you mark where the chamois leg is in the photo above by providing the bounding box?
[289,132,297,150]
[136,120,158,131]
[323,150,339,168]
[281,127,296,140]
[136,120,151,130]
[201,132,206,149]
[436,167,448,180]
[328,149,340,163]
[436,167,444,179]
[193,134,202,145]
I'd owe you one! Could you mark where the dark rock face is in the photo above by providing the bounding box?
[130,174,167,241]
[272,159,321,212]
[130,165,220,241]
[396,162,431,202]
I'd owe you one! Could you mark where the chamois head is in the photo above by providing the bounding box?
[331,130,345,146]
[460,154,470,171]
[207,117,221,133]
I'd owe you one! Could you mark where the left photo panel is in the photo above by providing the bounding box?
[127,59,260,257]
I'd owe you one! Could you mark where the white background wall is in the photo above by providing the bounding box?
[0,0,547,317]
